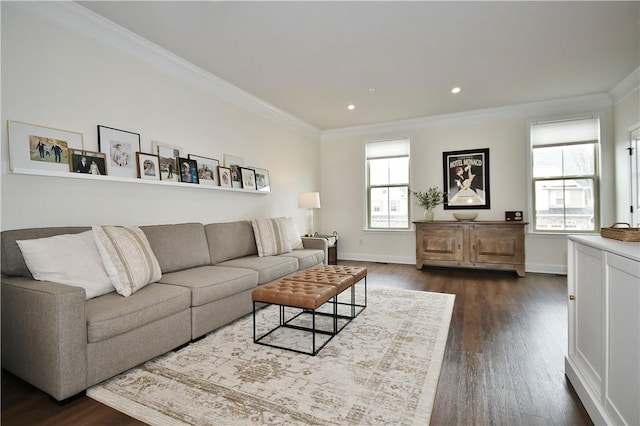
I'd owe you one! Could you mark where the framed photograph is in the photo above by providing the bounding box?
[229,165,243,188]
[178,157,199,184]
[240,167,257,190]
[223,154,244,167]
[189,154,219,186]
[218,166,232,188]
[136,152,161,181]
[443,148,491,210]
[69,149,107,175]
[8,120,83,172]
[250,167,271,192]
[98,125,140,179]
[152,141,181,182]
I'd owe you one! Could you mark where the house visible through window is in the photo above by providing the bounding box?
[530,117,600,232]
[366,139,410,229]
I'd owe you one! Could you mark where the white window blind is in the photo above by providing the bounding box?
[366,139,410,159]
[531,117,599,146]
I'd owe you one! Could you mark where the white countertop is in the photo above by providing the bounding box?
[568,234,640,262]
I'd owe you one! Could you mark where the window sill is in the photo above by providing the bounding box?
[362,228,414,234]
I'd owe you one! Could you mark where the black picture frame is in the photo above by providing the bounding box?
[240,167,257,190]
[69,149,107,175]
[443,148,490,210]
[178,157,199,184]
[97,125,141,179]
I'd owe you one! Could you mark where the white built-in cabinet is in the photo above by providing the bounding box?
[566,235,640,426]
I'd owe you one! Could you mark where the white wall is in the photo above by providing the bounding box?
[320,96,620,274]
[1,4,321,232]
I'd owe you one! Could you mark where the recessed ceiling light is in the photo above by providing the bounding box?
[368,88,375,93]
[347,104,356,110]
[451,87,461,94]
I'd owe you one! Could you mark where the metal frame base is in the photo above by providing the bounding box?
[253,297,338,356]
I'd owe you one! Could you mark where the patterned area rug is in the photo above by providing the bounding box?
[87,287,455,425]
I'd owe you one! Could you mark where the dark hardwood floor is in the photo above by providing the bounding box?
[2,262,592,425]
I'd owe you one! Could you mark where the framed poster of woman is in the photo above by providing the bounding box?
[443,148,490,210]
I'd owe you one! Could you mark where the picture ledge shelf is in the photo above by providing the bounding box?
[9,168,270,194]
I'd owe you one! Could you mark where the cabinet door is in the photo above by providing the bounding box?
[605,252,640,426]
[469,225,524,265]
[417,225,464,265]
[570,243,604,399]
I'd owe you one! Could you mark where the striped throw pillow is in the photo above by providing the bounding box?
[93,226,162,297]
[251,218,292,257]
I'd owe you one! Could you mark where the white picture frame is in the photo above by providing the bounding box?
[188,154,220,186]
[8,120,84,172]
[250,166,271,192]
[223,154,244,167]
[152,140,182,182]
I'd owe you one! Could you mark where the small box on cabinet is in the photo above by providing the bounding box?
[505,211,523,221]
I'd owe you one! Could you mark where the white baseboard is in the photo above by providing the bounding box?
[525,263,567,275]
[338,252,415,265]
[338,254,568,276]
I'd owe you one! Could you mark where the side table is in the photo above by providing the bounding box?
[314,233,338,265]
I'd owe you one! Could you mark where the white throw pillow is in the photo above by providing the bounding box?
[278,217,304,250]
[93,225,162,297]
[251,218,292,257]
[16,230,114,300]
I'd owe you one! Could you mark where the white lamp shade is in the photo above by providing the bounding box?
[298,192,321,209]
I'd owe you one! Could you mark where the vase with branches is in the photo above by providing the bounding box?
[412,186,446,220]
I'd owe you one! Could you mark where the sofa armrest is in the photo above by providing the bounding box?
[1,277,87,401]
[301,237,329,265]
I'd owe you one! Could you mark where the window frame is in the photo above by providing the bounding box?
[529,118,600,234]
[365,139,411,230]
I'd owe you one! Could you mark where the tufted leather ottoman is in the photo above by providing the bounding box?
[252,279,338,355]
[282,271,355,294]
[308,265,368,317]
[252,280,336,310]
[310,265,368,282]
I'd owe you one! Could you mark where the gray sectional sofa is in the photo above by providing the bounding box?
[0,220,327,401]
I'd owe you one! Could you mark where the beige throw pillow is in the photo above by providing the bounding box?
[16,230,114,300]
[93,225,162,297]
[278,217,304,250]
[251,218,292,257]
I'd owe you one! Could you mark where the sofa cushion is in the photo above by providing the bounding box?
[159,265,258,307]
[205,221,257,264]
[141,223,211,273]
[251,218,292,257]
[15,230,114,300]
[93,226,162,297]
[1,227,89,278]
[85,283,190,343]
[279,249,324,270]
[217,256,298,285]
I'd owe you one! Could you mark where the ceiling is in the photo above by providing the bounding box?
[78,1,639,131]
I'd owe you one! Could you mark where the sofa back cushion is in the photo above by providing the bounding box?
[205,221,257,264]
[140,223,211,273]
[1,226,90,277]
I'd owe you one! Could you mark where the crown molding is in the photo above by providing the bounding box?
[321,93,613,141]
[609,67,640,104]
[9,1,320,140]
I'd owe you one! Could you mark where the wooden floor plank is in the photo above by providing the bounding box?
[1,262,592,425]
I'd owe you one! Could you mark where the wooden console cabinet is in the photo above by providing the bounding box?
[413,220,527,277]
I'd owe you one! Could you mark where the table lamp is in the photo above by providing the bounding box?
[298,192,321,236]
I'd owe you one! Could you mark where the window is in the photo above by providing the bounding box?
[366,139,410,229]
[530,117,600,233]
